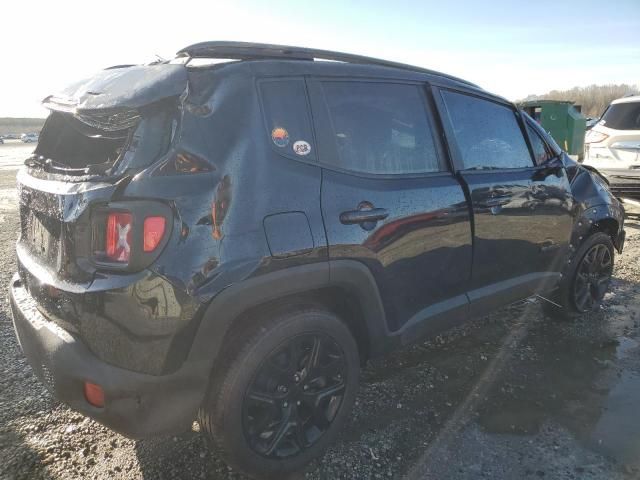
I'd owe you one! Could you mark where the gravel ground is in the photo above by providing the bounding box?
[1,143,640,479]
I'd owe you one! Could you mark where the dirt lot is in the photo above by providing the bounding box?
[1,143,640,479]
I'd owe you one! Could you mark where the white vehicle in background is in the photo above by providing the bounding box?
[20,133,39,143]
[583,95,640,199]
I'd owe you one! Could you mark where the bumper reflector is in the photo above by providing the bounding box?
[84,381,105,408]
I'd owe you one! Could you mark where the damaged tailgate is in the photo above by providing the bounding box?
[32,64,186,177]
[43,64,188,112]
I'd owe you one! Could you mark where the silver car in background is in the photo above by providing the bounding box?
[583,95,640,199]
[20,133,39,143]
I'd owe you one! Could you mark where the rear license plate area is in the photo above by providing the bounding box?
[23,209,61,263]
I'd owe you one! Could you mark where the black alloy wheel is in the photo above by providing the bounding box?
[242,333,347,458]
[572,243,613,312]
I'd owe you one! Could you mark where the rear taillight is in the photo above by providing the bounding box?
[92,201,172,270]
[105,212,133,263]
[143,216,166,252]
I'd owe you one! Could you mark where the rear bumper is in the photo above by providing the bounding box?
[9,273,208,439]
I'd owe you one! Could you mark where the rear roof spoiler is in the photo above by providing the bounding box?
[176,41,479,88]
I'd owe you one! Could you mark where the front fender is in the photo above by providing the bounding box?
[571,203,625,254]
[570,165,625,253]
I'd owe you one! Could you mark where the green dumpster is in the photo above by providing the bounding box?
[520,100,587,158]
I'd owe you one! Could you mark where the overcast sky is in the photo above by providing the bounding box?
[2,0,639,118]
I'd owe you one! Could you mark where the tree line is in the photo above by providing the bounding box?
[519,84,639,118]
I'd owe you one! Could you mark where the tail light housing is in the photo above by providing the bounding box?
[106,212,133,262]
[92,201,172,271]
[585,130,609,144]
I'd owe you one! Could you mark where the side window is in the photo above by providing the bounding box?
[259,79,315,160]
[320,82,441,175]
[525,122,554,165]
[441,90,533,170]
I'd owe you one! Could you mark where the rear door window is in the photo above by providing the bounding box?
[600,102,640,130]
[525,122,555,165]
[259,79,316,161]
[441,90,533,170]
[318,81,441,175]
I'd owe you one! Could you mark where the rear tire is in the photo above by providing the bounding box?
[198,306,360,479]
[544,232,614,319]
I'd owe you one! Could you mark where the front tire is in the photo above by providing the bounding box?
[199,306,360,479]
[544,232,615,319]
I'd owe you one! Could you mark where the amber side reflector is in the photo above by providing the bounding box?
[84,381,105,408]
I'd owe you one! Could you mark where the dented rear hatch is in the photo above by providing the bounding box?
[17,63,187,288]
[17,171,118,286]
[32,64,186,180]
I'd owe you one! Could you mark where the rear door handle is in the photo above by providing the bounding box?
[339,208,389,225]
[478,195,511,208]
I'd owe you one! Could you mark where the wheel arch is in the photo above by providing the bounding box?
[187,260,389,375]
[571,203,624,254]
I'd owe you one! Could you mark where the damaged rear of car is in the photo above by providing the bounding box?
[9,62,211,437]
[32,64,184,179]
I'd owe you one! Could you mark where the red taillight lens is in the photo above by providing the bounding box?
[105,212,132,263]
[143,216,166,252]
[83,381,105,408]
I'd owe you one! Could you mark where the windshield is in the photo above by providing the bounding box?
[600,101,640,130]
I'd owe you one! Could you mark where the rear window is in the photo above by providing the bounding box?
[600,102,640,130]
[319,82,440,175]
[441,90,533,170]
[259,79,316,161]
[35,104,175,177]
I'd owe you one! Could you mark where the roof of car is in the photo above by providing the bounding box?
[520,99,576,105]
[176,41,486,93]
[611,94,640,105]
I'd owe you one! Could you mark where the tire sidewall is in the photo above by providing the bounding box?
[208,309,360,477]
[559,232,614,316]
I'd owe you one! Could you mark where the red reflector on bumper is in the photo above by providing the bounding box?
[84,381,105,408]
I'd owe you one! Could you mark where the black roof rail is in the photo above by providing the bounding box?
[176,41,478,88]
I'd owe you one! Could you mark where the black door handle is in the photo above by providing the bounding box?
[477,195,511,208]
[340,208,389,225]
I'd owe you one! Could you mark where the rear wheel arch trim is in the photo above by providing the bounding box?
[187,260,387,370]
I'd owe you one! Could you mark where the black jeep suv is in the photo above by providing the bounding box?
[9,42,625,478]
